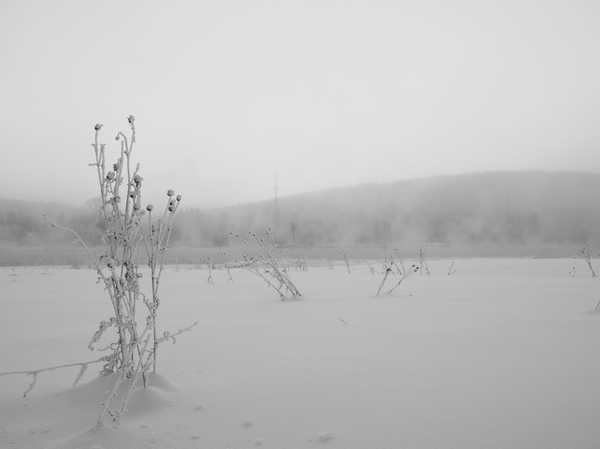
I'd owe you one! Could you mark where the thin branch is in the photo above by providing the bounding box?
[156,322,199,345]
[0,356,110,397]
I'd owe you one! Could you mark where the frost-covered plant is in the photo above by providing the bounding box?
[367,261,378,275]
[419,246,431,276]
[375,245,420,295]
[578,244,597,277]
[204,257,214,283]
[447,261,456,276]
[4,267,16,281]
[233,229,301,300]
[219,246,234,282]
[375,256,419,295]
[339,250,351,273]
[326,256,334,270]
[375,245,393,294]
[27,116,196,427]
[378,244,401,274]
[387,264,419,294]
[376,265,393,295]
[293,254,308,272]
[188,254,203,269]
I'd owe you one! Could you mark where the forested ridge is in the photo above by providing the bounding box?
[2,171,600,248]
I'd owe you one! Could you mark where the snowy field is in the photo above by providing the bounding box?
[1,258,600,449]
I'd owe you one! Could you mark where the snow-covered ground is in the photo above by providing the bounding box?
[1,258,600,448]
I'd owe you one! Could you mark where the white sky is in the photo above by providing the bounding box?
[1,0,599,209]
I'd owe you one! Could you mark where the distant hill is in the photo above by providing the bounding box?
[175,171,600,249]
[2,171,600,253]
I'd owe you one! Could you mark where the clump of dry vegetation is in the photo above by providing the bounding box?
[219,246,235,282]
[418,245,431,275]
[375,245,419,295]
[1,117,195,428]
[578,244,597,277]
[339,250,351,273]
[233,229,301,300]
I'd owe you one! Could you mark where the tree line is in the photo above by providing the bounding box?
[2,171,600,248]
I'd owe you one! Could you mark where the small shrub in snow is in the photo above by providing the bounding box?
[339,250,351,273]
[375,245,419,295]
[376,265,393,295]
[394,247,408,274]
[325,255,334,270]
[376,259,419,295]
[4,267,16,281]
[188,254,204,269]
[204,257,214,283]
[447,261,456,275]
[219,246,235,282]
[419,245,431,275]
[233,229,301,300]
[578,244,597,277]
[378,244,402,274]
[293,254,308,271]
[2,117,196,427]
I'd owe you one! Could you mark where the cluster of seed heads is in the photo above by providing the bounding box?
[144,190,181,213]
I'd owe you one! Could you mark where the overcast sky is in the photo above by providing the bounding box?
[1,0,599,209]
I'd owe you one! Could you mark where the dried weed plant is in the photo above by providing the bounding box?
[339,250,351,273]
[578,244,597,277]
[219,246,235,282]
[386,263,420,294]
[2,117,196,428]
[375,245,419,295]
[419,246,431,275]
[233,229,301,300]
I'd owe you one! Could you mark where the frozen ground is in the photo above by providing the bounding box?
[1,258,600,448]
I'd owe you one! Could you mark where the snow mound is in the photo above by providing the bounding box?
[62,372,177,418]
[50,372,179,449]
[316,430,333,442]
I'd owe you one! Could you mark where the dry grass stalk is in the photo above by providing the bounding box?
[578,244,597,277]
[339,250,351,273]
[219,246,234,282]
[419,246,431,275]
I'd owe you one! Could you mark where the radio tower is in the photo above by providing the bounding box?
[273,170,279,233]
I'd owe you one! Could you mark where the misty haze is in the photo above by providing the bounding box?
[2,1,600,448]
[2,171,600,265]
